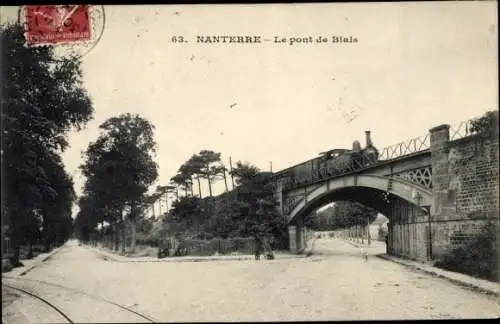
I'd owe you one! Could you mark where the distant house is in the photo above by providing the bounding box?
[369,214,389,241]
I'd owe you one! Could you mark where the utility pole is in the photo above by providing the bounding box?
[222,168,229,192]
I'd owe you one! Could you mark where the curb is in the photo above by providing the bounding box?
[9,245,64,277]
[86,245,303,263]
[376,254,499,297]
[20,245,63,276]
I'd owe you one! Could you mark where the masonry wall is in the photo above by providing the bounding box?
[430,133,499,259]
[387,114,499,262]
[428,115,499,260]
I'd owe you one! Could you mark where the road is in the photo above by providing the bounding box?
[2,239,499,323]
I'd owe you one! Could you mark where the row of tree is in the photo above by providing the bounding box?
[2,24,94,265]
[74,113,159,252]
[304,201,379,231]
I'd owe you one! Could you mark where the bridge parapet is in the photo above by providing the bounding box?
[276,116,483,193]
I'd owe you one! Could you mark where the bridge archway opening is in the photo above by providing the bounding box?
[288,185,427,255]
[289,186,415,226]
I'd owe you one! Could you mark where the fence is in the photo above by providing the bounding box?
[159,237,256,257]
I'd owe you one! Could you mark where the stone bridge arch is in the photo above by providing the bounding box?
[287,174,432,225]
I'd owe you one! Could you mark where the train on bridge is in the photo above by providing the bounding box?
[275,131,379,189]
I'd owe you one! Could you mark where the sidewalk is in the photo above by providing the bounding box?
[377,254,499,297]
[3,245,64,277]
[87,244,305,263]
[339,237,499,296]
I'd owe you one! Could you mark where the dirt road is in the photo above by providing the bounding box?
[3,239,499,322]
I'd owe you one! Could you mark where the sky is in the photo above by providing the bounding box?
[1,2,498,216]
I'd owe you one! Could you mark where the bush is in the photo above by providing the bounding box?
[435,221,498,282]
[2,259,13,273]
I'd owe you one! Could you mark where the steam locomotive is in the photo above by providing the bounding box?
[276,131,379,189]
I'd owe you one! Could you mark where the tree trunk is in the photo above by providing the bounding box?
[10,247,21,267]
[367,223,371,246]
[121,218,126,255]
[27,241,33,259]
[131,218,137,250]
[9,234,22,267]
[113,222,119,251]
[223,171,228,192]
[130,203,138,250]
[197,176,202,198]
[207,175,213,197]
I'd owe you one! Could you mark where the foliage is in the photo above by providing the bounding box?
[469,110,498,138]
[162,159,288,249]
[165,196,211,235]
[230,161,260,186]
[229,163,287,243]
[1,23,94,263]
[434,221,498,282]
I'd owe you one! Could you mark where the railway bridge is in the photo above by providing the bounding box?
[274,111,499,262]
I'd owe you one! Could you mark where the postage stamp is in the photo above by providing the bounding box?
[24,5,92,45]
[21,5,105,58]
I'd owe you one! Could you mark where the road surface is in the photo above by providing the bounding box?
[2,239,499,322]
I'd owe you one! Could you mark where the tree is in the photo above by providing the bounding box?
[79,113,158,252]
[184,154,205,197]
[165,196,210,238]
[229,162,286,245]
[230,161,260,186]
[170,172,192,197]
[172,151,226,198]
[38,152,76,250]
[2,23,94,265]
[196,150,224,197]
[74,196,100,243]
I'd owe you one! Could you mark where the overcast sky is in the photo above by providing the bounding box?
[2,2,498,215]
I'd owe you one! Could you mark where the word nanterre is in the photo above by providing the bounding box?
[197,36,262,43]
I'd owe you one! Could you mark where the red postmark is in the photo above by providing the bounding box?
[24,5,92,46]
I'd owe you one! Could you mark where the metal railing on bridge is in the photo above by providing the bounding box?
[378,133,431,161]
[449,119,477,141]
